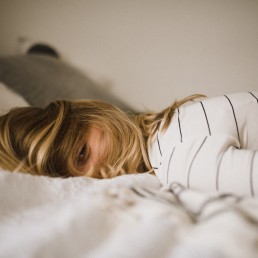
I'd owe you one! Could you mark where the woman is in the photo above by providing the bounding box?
[0,92,257,196]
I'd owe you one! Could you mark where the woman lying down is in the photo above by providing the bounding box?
[0,91,257,197]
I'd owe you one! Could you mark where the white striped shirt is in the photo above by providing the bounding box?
[148,92,258,197]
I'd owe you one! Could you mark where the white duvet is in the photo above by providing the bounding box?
[0,170,257,258]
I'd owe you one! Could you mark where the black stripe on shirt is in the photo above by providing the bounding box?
[249,92,258,103]
[166,146,176,184]
[200,101,211,135]
[157,131,162,157]
[177,108,183,142]
[224,95,241,145]
[187,136,208,188]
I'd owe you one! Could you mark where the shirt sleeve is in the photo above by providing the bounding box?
[159,134,258,197]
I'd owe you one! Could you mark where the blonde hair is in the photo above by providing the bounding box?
[133,94,205,147]
[0,95,204,178]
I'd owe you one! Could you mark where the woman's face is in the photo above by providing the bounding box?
[75,127,108,177]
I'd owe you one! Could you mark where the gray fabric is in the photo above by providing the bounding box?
[0,55,135,112]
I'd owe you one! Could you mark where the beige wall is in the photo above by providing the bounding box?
[0,0,258,111]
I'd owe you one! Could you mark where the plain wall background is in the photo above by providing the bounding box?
[0,0,257,111]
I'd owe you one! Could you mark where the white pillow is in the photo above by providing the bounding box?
[0,81,29,114]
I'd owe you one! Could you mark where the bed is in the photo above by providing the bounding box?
[0,56,258,258]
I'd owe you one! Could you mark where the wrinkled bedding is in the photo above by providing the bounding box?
[0,170,257,258]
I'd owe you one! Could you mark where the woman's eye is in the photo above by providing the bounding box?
[77,144,88,165]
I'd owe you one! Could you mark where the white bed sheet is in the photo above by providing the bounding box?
[0,170,257,258]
